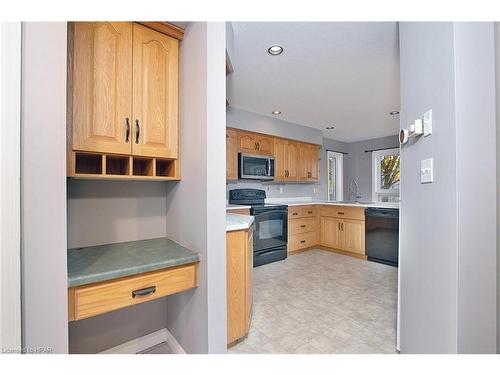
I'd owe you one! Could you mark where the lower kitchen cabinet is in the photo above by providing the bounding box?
[226,225,253,346]
[342,219,365,255]
[320,217,343,249]
[288,205,319,254]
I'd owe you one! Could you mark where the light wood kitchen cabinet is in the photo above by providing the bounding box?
[69,22,133,155]
[274,137,288,181]
[320,217,343,249]
[132,23,179,158]
[320,205,366,256]
[227,225,253,346]
[226,128,238,180]
[67,21,182,180]
[288,205,319,253]
[255,134,274,155]
[237,131,258,154]
[308,144,320,182]
[274,138,300,182]
[237,130,274,155]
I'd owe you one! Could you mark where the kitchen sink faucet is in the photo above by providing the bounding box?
[348,178,362,202]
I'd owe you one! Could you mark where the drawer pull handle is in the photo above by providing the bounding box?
[132,286,156,298]
[308,211,313,214]
[338,212,345,215]
[300,240,306,244]
[293,213,298,216]
[300,225,306,228]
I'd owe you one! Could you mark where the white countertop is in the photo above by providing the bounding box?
[226,213,254,232]
[265,197,400,209]
[226,204,251,211]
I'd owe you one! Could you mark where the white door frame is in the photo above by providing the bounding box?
[0,22,22,353]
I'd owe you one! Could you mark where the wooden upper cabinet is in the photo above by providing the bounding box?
[308,144,320,182]
[273,137,287,182]
[69,22,133,155]
[255,134,274,155]
[226,128,238,180]
[237,131,274,155]
[298,143,309,181]
[238,131,258,154]
[286,141,300,181]
[132,23,179,158]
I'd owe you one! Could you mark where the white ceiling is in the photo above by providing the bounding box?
[227,22,400,143]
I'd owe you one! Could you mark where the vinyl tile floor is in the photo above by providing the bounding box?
[229,249,398,354]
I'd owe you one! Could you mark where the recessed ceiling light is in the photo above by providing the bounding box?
[272,110,282,115]
[326,126,335,130]
[267,45,283,56]
[390,111,400,115]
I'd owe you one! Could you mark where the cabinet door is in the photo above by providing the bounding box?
[286,141,300,181]
[226,128,238,180]
[246,228,253,330]
[342,219,365,255]
[273,138,287,182]
[70,22,133,155]
[298,143,309,181]
[132,23,179,158]
[309,145,320,181]
[238,131,258,153]
[320,217,342,249]
[256,134,274,155]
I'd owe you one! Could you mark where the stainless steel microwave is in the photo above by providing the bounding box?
[238,153,275,181]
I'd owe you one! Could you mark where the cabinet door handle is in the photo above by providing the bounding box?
[132,285,156,298]
[135,119,140,144]
[341,223,344,231]
[125,118,130,143]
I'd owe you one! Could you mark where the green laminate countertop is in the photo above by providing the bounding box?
[68,237,199,287]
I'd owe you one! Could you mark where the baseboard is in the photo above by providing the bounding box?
[100,328,185,354]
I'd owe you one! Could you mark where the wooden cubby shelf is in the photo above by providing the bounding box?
[69,152,180,181]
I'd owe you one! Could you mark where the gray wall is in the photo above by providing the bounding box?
[454,22,496,353]
[344,135,399,201]
[496,22,500,354]
[165,22,227,354]
[67,180,169,353]
[399,22,496,353]
[21,22,68,353]
[227,106,323,145]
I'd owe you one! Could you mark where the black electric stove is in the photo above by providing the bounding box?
[229,189,288,267]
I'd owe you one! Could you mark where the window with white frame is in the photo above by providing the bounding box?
[372,148,400,202]
[327,151,343,201]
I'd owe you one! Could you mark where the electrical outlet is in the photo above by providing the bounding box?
[420,158,433,184]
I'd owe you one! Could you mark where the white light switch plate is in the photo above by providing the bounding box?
[420,158,433,183]
[423,109,432,137]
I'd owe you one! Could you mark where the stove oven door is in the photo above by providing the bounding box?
[252,208,288,252]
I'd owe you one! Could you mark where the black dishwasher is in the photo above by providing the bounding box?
[365,207,399,267]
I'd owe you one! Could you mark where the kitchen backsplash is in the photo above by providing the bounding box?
[226,180,325,200]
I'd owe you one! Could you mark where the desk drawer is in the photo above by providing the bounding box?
[69,263,198,321]
[289,232,318,252]
[320,205,365,221]
[289,217,317,235]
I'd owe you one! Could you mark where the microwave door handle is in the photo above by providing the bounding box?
[267,159,271,176]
